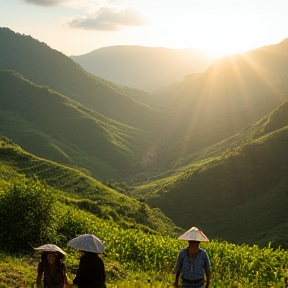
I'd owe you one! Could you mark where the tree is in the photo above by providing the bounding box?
[0,177,58,253]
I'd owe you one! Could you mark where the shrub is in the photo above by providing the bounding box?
[0,177,58,253]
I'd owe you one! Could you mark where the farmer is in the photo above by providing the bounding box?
[35,245,67,288]
[73,251,106,288]
[68,234,106,288]
[173,227,211,288]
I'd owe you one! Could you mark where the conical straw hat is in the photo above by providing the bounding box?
[34,244,66,255]
[68,234,105,253]
[178,227,209,242]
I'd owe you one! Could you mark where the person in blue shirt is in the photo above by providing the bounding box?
[173,227,211,288]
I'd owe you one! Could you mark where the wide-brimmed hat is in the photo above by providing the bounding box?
[178,227,209,242]
[34,244,67,255]
[68,234,105,253]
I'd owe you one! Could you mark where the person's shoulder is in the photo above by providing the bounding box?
[199,248,209,259]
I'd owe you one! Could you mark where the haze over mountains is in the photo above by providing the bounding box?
[1,27,288,248]
[71,46,217,92]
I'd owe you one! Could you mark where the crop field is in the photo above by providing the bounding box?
[1,178,288,288]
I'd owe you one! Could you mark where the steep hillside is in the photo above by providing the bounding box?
[0,70,151,179]
[71,46,216,92]
[139,102,288,248]
[152,39,288,112]
[141,39,288,166]
[0,134,180,235]
[0,27,164,132]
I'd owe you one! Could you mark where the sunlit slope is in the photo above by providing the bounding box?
[146,39,288,166]
[0,28,164,131]
[0,134,180,235]
[139,102,288,248]
[0,70,152,179]
[153,39,288,112]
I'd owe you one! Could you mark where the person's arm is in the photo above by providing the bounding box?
[203,251,211,288]
[205,267,211,288]
[173,269,181,288]
[173,249,184,288]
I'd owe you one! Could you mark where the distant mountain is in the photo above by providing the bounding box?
[70,46,217,92]
[151,39,288,111]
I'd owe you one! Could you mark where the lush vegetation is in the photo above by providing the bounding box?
[0,136,179,236]
[132,103,288,249]
[0,28,162,132]
[0,69,152,179]
[1,176,288,288]
[1,27,288,288]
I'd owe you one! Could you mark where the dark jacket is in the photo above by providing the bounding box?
[73,252,105,288]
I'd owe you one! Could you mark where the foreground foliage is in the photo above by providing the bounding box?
[1,239,288,288]
[1,177,288,287]
[1,167,288,288]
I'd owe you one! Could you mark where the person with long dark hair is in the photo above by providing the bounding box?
[36,251,67,288]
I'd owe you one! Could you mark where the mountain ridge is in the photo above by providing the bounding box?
[70,45,217,92]
[0,27,163,132]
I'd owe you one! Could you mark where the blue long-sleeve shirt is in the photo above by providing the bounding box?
[175,247,211,280]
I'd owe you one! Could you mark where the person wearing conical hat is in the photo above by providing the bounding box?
[36,251,67,288]
[173,227,211,288]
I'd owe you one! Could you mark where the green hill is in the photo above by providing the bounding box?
[134,102,288,248]
[0,70,153,179]
[0,27,164,132]
[0,134,180,236]
[142,39,288,167]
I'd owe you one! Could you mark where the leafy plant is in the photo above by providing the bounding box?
[0,177,58,252]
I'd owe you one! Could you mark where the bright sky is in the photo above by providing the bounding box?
[1,0,288,57]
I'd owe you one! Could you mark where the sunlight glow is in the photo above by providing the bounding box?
[1,0,288,56]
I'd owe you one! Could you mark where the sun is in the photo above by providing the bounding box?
[116,0,281,59]
[121,2,256,58]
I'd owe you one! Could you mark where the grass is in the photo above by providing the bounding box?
[1,240,288,288]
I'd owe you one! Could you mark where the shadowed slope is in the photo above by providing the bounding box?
[138,102,288,248]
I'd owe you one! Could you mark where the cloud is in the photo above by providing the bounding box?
[66,7,147,31]
[23,0,70,6]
